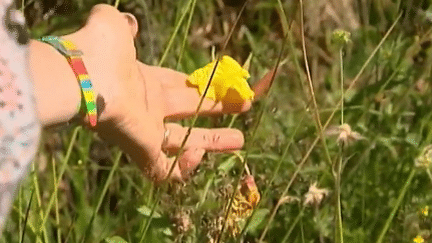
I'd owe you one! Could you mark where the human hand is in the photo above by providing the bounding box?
[61,4,252,183]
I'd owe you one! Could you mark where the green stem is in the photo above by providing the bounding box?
[52,157,61,243]
[281,206,305,242]
[158,0,194,66]
[20,190,34,243]
[336,47,344,243]
[176,0,197,70]
[18,187,23,243]
[196,173,215,208]
[114,0,120,8]
[41,126,81,227]
[81,150,123,243]
[335,148,344,243]
[32,162,48,243]
[138,186,161,242]
[426,169,432,184]
[298,0,333,169]
[376,169,416,243]
[228,114,238,128]
[340,48,344,125]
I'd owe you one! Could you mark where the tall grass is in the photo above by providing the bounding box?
[4,0,432,242]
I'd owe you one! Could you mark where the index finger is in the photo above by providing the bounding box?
[163,123,245,152]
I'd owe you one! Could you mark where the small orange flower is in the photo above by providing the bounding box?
[225,175,260,237]
[239,175,260,208]
[420,206,429,217]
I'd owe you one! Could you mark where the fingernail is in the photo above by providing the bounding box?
[123,13,138,38]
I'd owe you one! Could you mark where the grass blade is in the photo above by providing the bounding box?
[176,0,197,70]
[52,157,61,243]
[20,190,34,243]
[158,0,194,67]
[41,126,82,227]
[81,150,123,243]
[376,169,416,243]
[31,161,48,243]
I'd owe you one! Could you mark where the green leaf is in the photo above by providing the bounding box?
[245,208,270,234]
[105,236,129,243]
[218,155,237,173]
[137,205,162,218]
[406,133,419,147]
[162,227,173,236]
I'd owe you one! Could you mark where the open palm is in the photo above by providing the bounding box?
[62,4,251,182]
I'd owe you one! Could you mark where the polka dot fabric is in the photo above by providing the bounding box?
[0,0,41,234]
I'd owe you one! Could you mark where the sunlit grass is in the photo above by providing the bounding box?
[4,0,432,242]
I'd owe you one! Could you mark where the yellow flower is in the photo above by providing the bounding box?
[187,55,254,102]
[413,235,424,243]
[420,206,429,216]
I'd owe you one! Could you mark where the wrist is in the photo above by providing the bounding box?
[29,39,82,128]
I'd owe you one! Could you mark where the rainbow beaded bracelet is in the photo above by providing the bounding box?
[39,36,97,127]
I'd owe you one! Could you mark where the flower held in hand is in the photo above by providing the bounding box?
[187,55,254,103]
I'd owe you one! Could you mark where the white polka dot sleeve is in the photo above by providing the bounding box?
[0,0,41,234]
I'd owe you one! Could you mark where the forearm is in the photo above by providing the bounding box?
[28,39,81,127]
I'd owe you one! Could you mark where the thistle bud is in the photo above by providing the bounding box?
[332,29,351,48]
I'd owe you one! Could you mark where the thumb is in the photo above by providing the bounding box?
[147,151,183,184]
[178,148,206,179]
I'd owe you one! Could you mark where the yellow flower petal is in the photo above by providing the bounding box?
[414,235,425,243]
[187,55,254,102]
[420,206,429,216]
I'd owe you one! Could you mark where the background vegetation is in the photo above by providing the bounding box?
[3,0,432,242]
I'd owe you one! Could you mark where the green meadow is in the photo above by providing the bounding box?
[3,0,432,242]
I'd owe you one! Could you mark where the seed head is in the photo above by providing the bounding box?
[304,182,329,206]
[415,145,432,169]
[326,123,364,146]
[172,210,192,235]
